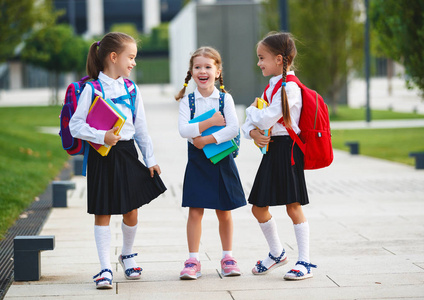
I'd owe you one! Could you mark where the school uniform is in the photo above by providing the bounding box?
[69,72,166,215]
[179,87,246,211]
[242,71,309,207]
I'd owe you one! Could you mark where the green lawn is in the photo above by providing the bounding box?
[0,106,69,240]
[330,106,424,166]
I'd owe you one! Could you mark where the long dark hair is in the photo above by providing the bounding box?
[259,32,297,128]
[86,32,136,79]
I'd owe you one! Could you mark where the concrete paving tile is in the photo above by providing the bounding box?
[4,283,116,298]
[327,272,424,287]
[230,285,424,300]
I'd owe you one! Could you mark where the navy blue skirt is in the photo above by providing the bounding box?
[248,136,309,207]
[87,140,167,215]
[182,142,246,211]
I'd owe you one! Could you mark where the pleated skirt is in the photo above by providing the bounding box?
[87,140,167,215]
[182,142,246,211]
[248,135,309,207]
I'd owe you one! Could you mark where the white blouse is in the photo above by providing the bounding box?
[69,72,157,167]
[242,71,302,139]
[178,87,239,144]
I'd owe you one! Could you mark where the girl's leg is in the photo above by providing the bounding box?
[187,207,204,260]
[180,207,204,279]
[120,209,139,275]
[216,210,241,276]
[285,203,313,278]
[215,210,233,255]
[94,215,112,284]
[251,205,285,271]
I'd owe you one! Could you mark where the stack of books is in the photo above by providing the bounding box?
[189,108,238,164]
[254,97,269,154]
[86,96,127,156]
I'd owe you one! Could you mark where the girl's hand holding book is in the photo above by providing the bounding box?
[250,128,271,148]
[104,126,121,146]
[210,111,226,127]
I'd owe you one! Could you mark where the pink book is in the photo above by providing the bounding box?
[86,96,126,156]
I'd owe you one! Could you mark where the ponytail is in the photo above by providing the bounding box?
[280,56,292,129]
[86,41,102,79]
[175,71,192,101]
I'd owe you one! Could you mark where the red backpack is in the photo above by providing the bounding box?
[263,75,333,170]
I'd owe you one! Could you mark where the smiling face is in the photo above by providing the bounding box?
[191,55,221,97]
[256,42,283,77]
[115,42,137,78]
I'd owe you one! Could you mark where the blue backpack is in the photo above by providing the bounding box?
[59,76,137,175]
[188,91,240,158]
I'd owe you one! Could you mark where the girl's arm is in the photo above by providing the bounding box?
[69,85,109,145]
[133,86,157,168]
[245,88,283,130]
[178,96,224,140]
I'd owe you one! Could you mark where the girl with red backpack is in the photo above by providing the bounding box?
[69,32,166,289]
[241,32,316,280]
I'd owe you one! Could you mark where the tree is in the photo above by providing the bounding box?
[260,0,364,115]
[288,0,363,115]
[370,0,424,97]
[0,0,56,63]
[21,24,88,104]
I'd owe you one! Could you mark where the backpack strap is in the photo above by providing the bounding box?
[188,92,195,120]
[218,92,225,115]
[87,80,105,99]
[262,76,305,165]
[122,79,137,122]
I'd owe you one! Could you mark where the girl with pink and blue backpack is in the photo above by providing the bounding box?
[69,32,166,289]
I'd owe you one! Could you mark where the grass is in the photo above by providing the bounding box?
[330,105,424,121]
[0,106,69,240]
[330,106,424,166]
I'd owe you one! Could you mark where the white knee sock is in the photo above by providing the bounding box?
[94,225,112,279]
[259,217,284,269]
[121,222,138,270]
[293,222,310,274]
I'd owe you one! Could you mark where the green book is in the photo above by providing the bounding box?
[210,139,238,164]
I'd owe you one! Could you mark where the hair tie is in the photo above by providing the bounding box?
[220,85,225,90]
[281,82,287,87]
[183,83,188,87]
[96,41,100,47]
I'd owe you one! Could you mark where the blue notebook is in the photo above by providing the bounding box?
[189,108,235,159]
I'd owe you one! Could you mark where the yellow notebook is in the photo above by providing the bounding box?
[254,98,269,154]
[86,96,127,156]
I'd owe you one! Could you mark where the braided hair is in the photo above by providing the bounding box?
[259,32,297,128]
[175,46,226,101]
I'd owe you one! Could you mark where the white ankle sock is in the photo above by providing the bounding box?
[189,252,200,261]
[94,225,112,279]
[222,250,233,259]
[259,217,284,269]
[121,222,138,270]
[293,222,310,274]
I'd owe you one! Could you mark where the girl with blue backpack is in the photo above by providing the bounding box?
[175,47,246,280]
[69,32,166,289]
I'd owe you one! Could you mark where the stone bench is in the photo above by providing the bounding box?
[14,235,55,281]
[52,181,76,208]
[345,141,359,155]
[409,152,424,170]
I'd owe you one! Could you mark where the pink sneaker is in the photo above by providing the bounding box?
[180,258,201,280]
[221,255,241,277]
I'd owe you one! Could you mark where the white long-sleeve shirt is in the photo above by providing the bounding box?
[241,71,302,139]
[69,72,157,167]
[178,87,239,144]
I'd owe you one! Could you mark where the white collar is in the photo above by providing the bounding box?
[98,71,124,86]
[269,70,295,86]
[194,86,220,100]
